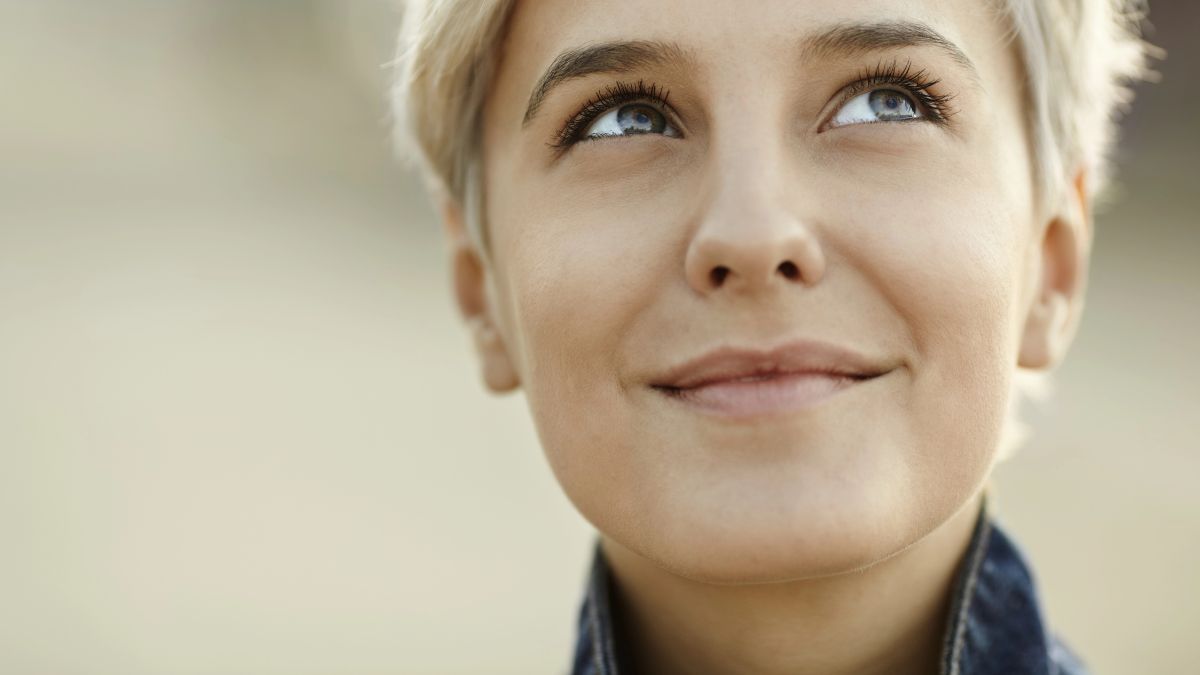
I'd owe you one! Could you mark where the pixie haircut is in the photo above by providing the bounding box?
[390,0,1156,462]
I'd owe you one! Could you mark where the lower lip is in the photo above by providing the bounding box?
[654,372,879,420]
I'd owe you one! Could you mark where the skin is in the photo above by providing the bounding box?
[439,0,1091,673]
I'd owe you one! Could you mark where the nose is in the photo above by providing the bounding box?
[684,167,826,296]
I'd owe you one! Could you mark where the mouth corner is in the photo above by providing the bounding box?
[854,367,892,382]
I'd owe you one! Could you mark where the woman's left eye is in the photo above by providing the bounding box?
[827,88,922,129]
[581,102,681,140]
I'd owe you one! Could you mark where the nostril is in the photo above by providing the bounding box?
[778,260,799,280]
[710,266,729,286]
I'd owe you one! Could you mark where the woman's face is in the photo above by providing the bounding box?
[467,0,1064,582]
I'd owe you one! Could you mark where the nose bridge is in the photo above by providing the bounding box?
[684,124,826,296]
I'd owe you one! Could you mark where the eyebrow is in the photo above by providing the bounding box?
[801,20,979,78]
[522,40,690,126]
[521,20,979,127]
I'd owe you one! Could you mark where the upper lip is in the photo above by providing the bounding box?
[650,339,892,390]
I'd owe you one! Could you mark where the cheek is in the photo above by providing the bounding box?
[874,202,1017,369]
[492,144,695,407]
[490,187,681,522]
[837,168,1021,484]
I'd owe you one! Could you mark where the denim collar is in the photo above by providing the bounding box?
[569,492,1090,675]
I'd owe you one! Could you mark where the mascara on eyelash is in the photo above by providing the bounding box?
[550,59,957,151]
[550,78,674,151]
[844,57,959,123]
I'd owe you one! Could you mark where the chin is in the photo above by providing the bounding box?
[625,478,926,585]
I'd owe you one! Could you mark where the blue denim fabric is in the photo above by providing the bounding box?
[569,492,1090,675]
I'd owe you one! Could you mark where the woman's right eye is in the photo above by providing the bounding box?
[580,102,681,141]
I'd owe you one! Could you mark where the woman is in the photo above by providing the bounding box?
[392,1,1153,673]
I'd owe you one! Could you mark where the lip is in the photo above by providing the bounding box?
[648,340,893,419]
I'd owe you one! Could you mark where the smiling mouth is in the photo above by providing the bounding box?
[651,369,886,420]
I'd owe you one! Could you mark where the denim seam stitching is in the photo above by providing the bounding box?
[587,569,607,674]
[947,513,993,675]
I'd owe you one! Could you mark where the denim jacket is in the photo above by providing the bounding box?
[569,493,1090,675]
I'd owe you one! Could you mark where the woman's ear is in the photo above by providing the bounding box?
[439,196,521,393]
[1017,170,1093,370]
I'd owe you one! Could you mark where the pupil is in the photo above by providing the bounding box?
[869,89,916,120]
[618,104,664,133]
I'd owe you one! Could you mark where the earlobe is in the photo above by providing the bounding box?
[441,196,521,393]
[468,314,522,393]
[1017,171,1092,370]
[1017,291,1071,369]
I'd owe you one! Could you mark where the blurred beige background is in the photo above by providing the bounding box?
[0,2,1195,673]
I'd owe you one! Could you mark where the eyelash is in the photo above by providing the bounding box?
[550,79,673,151]
[550,58,957,151]
[838,58,957,126]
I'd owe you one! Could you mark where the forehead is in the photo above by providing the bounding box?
[477,0,1022,151]
[492,0,1014,116]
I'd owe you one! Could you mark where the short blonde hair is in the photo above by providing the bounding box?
[390,0,1157,461]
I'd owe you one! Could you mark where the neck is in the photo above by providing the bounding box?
[599,490,986,675]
